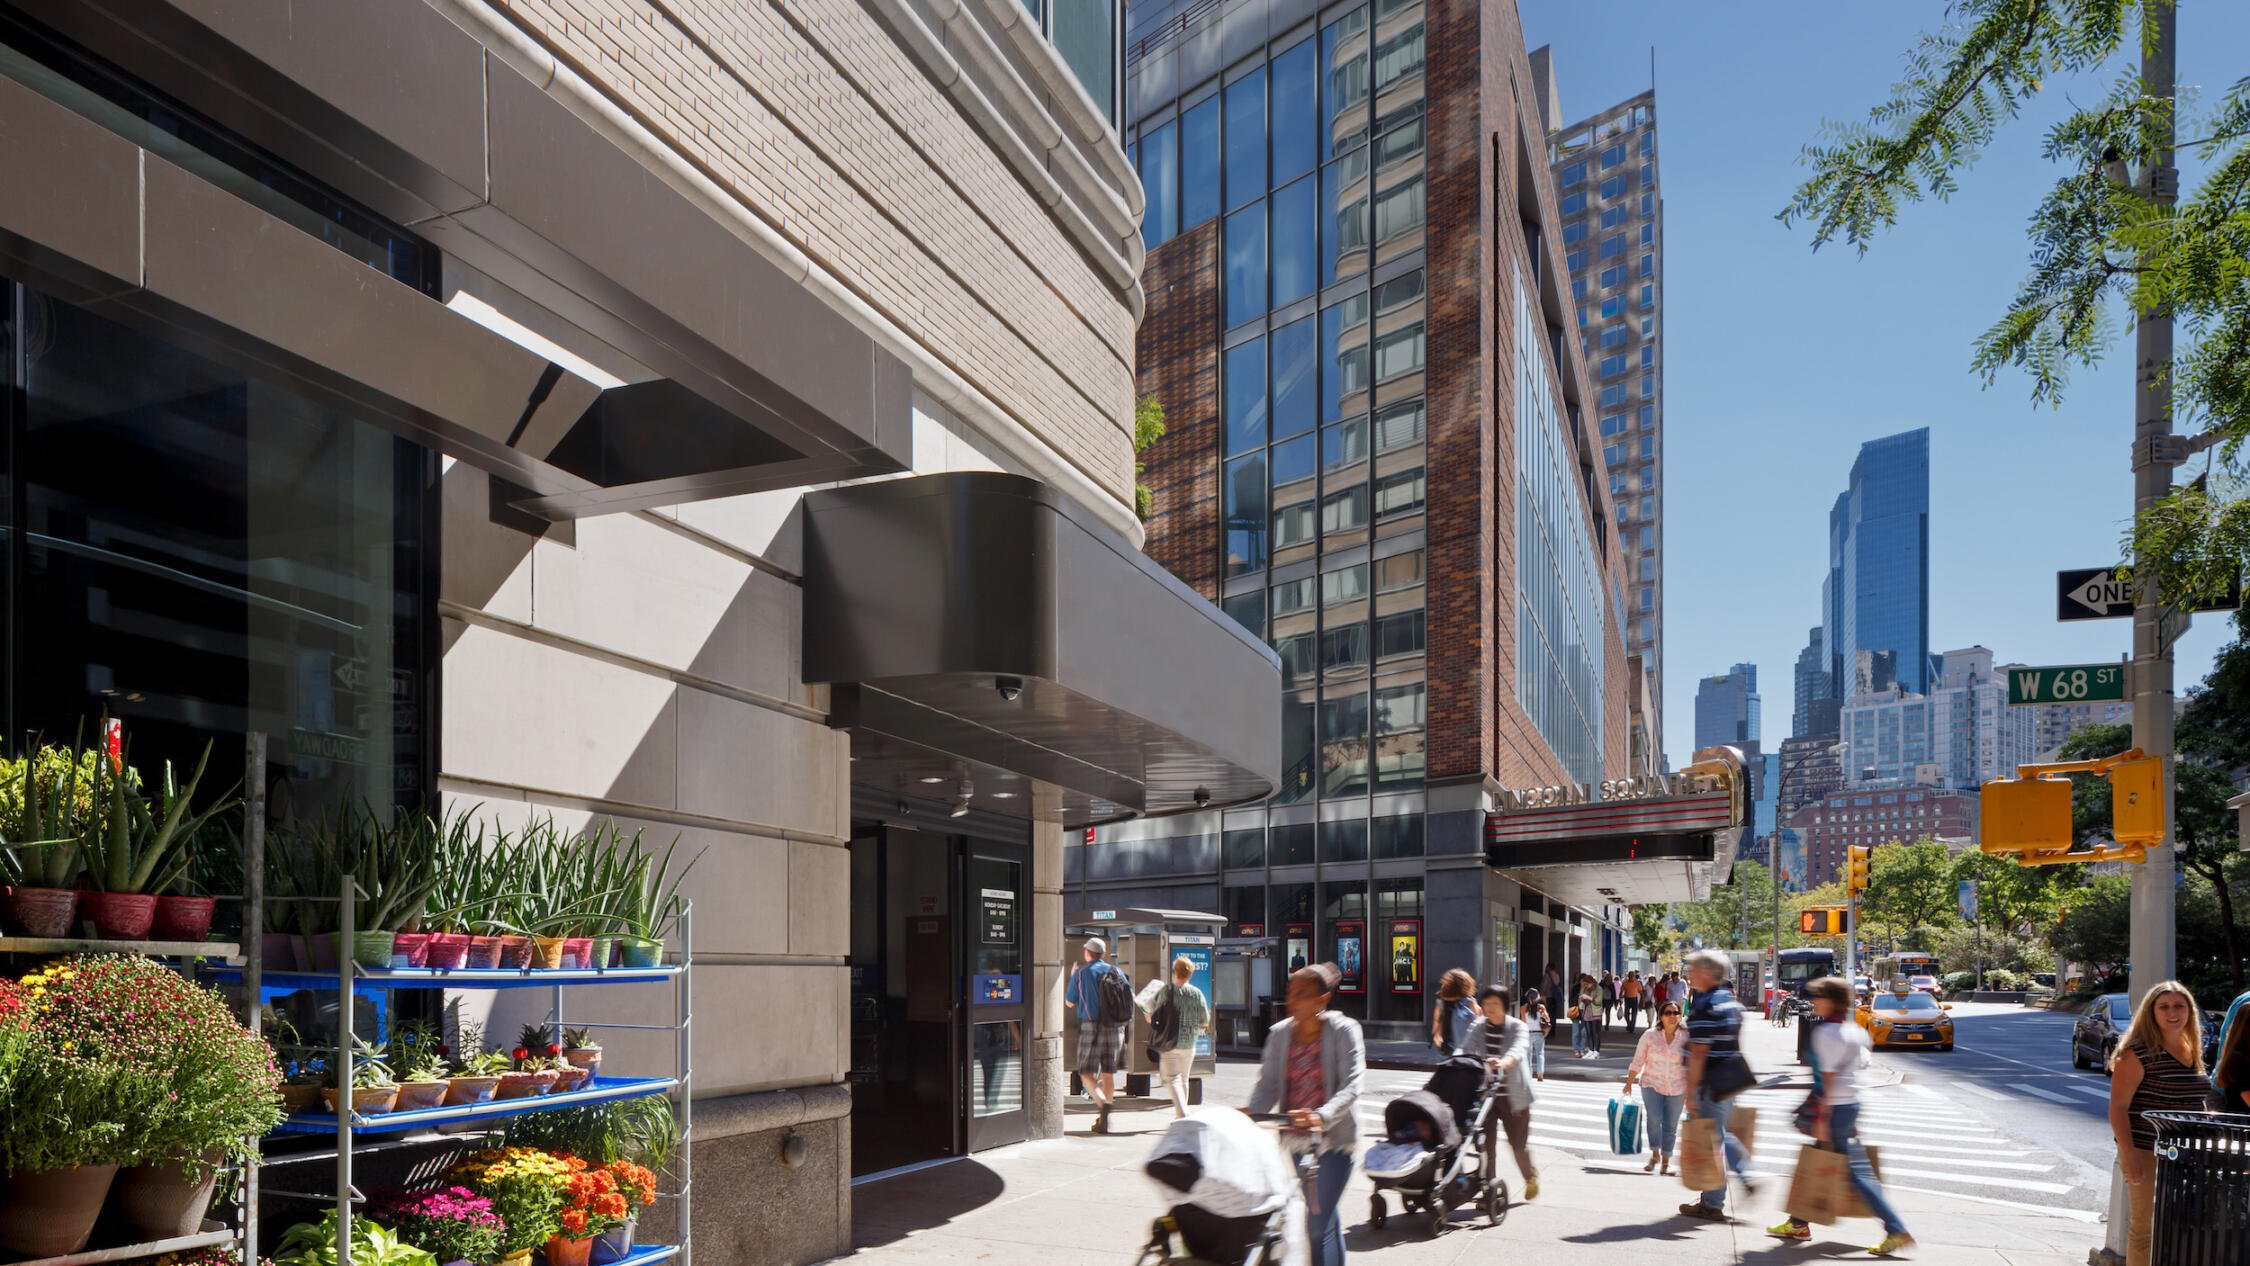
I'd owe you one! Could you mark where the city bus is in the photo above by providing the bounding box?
[1872,951,1940,992]
[1775,946,1839,1003]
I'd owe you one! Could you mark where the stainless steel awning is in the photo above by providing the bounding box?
[1484,748,1749,906]
[804,472,1281,828]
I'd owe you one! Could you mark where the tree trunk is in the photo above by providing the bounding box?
[2195,859,2245,994]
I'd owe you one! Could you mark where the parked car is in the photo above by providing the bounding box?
[2033,973,2056,988]
[2073,992,2132,1071]
[1910,974,1945,1000]
[1855,989,1955,1050]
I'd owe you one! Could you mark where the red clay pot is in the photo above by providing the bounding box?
[466,936,505,968]
[85,890,157,940]
[544,1234,595,1266]
[561,937,593,969]
[0,1164,118,1256]
[8,886,78,938]
[496,935,535,969]
[151,894,217,942]
[426,933,473,970]
[391,931,434,968]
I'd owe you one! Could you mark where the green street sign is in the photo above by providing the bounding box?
[2007,663,2125,706]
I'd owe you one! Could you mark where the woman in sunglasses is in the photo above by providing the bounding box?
[1623,1000,1690,1174]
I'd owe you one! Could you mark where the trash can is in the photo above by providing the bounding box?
[2148,1111,2250,1266]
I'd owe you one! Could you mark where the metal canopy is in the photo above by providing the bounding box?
[805,472,1281,828]
[1065,908,1228,929]
[1489,831,1726,907]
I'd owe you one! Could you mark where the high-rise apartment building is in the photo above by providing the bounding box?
[2033,699,2133,755]
[1793,626,1834,738]
[1825,428,1932,697]
[1787,788,1979,889]
[1695,663,1761,749]
[1839,647,2036,789]
[1533,67,1665,761]
[1101,0,1679,1037]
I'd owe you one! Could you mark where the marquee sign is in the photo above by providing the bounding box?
[1487,751,1746,847]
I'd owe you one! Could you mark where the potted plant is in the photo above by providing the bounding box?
[275,1212,439,1266]
[79,739,235,940]
[496,1095,676,1174]
[393,1022,452,1111]
[0,970,148,1257]
[449,1046,512,1105]
[377,1186,508,1266]
[611,832,697,969]
[323,1038,401,1116]
[423,815,496,970]
[280,1059,329,1113]
[0,741,103,938]
[516,1023,569,1093]
[151,817,235,943]
[590,1160,657,1264]
[560,1025,603,1079]
[449,1148,569,1266]
[550,1161,633,1266]
[11,955,283,1241]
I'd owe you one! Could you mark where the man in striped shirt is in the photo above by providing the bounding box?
[1679,949,1756,1221]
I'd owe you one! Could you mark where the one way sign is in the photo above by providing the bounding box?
[2058,567,2242,621]
[2058,568,2135,620]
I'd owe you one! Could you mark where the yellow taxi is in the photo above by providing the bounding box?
[1855,982,1955,1051]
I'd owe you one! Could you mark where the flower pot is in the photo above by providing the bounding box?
[466,935,505,968]
[261,931,302,971]
[322,1085,400,1115]
[426,933,473,970]
[561,936,593,969]
[591,1218,637,1265]
[394,1080,449,1111]
[84,890,157,940]
[531,936,569,969]
[111,1152,223,1239]
[562,1047,603,1078]
[339,930,396,969]
[444,1075,502,1105]
[531,1068,564,1095]
[544,1234,595,1266]
[306,932,340,972]
[495,1071,544,1100]
[552,1064,593,1093]
[391,931,434,969]
[7,886,78,939]
[280,1083,322,1113]
[150,894,217,942]
[0,1164,117,1257]
[590,937,616,969]
[618,937,664,968]
[496,935,535,969]
[500,1252,532,1266]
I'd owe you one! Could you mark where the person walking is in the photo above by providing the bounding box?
[1601,970,1619,1023]
[1580,973,1606,1058]
[1623,970,1645,1032]
[2214,1002,2250,1113]
[1432,968,1478,1053]
[1679,949,1757,1221]
[1765,977,1914,1255]
[1570,974,1593,1058]
[1247,963,1365,1266]
[1062,936,1125,1133]
[2110,980,2212,1266]
[1624,999,1689,1175]
[1460,984,1539,1201]
[1137,956,1210,1119]
[1544,963,1565,1014]
[1520,988,1552,1082]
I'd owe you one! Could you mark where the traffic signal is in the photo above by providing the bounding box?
[1799,905,1848,936]
[1847,845,1872,894]
[1978,747,2161,866]
[2111,757,2163,846]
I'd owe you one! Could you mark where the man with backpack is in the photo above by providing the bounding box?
[1065,937,1132,1133]
[1138,956,1211,1118]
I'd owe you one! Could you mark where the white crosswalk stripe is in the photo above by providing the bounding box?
[2058,1081,2112,1101]
[2012,1083,2077,1104]
[1455,1079,2084,1206]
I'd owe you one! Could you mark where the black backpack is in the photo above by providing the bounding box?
[1097,964,1135,1025]
[1147,984,1182,1061]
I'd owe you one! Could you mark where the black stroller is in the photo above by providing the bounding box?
[1360,1055,1509,1236]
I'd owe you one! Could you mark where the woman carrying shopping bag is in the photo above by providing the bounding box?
[1520,989,1552,1082]
[1624,1001,1690,1175]
[1768,977,1913,1256]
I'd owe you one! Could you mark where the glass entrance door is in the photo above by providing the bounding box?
[966,843,1029,1151]
[848,825,961,1177]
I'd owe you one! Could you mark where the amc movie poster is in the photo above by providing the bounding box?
[1389,919,1421,994]
[1335,919,1364,993]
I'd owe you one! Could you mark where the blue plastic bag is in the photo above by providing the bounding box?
[1607,1095,1644,1155]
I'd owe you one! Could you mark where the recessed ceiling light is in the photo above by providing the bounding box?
[919,776,947,784]
[992,792,1018,800]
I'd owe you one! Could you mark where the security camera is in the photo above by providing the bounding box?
[1194,787,1212,808]
[951,778,974,818]
[996,676,1024,702]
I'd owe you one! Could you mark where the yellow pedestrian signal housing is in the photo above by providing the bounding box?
[1799,905,1848,936]
[1978,747,2159,866]
[1846,846,1872,894]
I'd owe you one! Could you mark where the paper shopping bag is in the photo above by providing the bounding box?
[1783,1144,1851,1225]
[1680,1117,1724,1192]
[1728,1105,1759,1158]
[1839,1146,1884,1220]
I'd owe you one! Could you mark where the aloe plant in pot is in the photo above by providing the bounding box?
[322,1039,400,1116]
[0,740,103,938]
[611,831,698,969]
[79,738,235,940]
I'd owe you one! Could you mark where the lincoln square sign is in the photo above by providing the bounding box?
[1487,749,1748,850]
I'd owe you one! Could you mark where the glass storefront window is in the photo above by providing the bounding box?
[1372,814,1424,860]
[1319,819,1368,864]
[1272,825,1316,868]
[1224,828,1265,870]
[971,1021,1024,1119]
[1277,690,1317,804]
[1320,686,1370,795]
[1,282,433,813]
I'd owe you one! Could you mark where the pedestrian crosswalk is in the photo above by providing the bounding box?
[1349,1077,2088,1207]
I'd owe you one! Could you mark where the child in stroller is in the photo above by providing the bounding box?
[1137,1110,1309,1266]
[1359,1053,1509,1236]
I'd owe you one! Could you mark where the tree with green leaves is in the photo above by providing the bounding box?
[1629,904,1678,969]
[1670,860,1796,952]
[1133,395,1167,520]
[2053,871,2136,981]
[1861,837,1965,934]
[1783,0,2250,601]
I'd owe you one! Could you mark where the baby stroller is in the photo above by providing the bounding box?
[1136,1111,1309,1266]
[1361,1054,1509,1236]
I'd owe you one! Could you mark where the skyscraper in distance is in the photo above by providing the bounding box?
[1694,662,1760,749]
[1826,428,1931,698]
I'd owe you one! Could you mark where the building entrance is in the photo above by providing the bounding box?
[847,820,1030,1178]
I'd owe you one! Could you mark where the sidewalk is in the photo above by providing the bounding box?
[1370,1009,1876,1091]
[849,1094,2093,1265]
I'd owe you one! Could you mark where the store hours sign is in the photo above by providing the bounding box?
[980,887,1017,944]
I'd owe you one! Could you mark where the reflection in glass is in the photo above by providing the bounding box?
[1224,68,1268,210]
[1374,678,1427,787]
[972,1021,1024,1117]
[1321,687,1370,795]
[1270,318,1318,440]
[1323,419,1370,471]
[1270,177,1318,309]
[1224,453,1269,575]
[1322,296,1372,423]
[1222,590,1265,638]
[1182,97,1222,228]
[1321,151,1371,287]
[1225,338,1268,452]
[1321,9,1371,159]
[1225,203,1268,327]
[1319,819,1369,864]
[1138,120,1178,248]
[1271,37,1319,183]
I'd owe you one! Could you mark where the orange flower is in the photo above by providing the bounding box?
[595,1193,628,1220]
[560,1210,588,1237]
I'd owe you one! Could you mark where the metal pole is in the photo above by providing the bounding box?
[243,732,266,1266]
[678,901,693,1265]
[339,872,356,1266]
[2110,11,2178,1261]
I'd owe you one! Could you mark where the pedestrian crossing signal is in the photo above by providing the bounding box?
[1979,747,2159,866]
[1799,905,1847,936]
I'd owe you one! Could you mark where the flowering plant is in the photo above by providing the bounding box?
[373,1186,506,1265]
[556,1161,631,1240]
[14,955,282,1174]
[448,1148,570,1254]
[604,1159,657,1211]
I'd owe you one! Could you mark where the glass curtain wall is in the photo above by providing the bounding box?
[1131,1,1429,1026]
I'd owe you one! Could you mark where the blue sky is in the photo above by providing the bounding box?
[1517,1,2250,765]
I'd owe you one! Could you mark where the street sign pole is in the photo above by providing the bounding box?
[2110,12,2178,1262]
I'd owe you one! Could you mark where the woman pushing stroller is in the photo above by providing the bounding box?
[1455,985,1539,1202]
[1246,964,1364,1266]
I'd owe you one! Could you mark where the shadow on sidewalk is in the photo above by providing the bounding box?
[851,1162,1009,1251]
[1560,1218,1714,1247]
